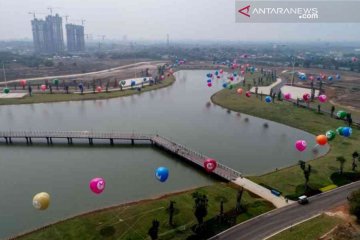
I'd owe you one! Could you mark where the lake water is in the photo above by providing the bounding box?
[0,70,328,238]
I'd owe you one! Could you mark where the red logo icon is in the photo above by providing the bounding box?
[239,5,251,17]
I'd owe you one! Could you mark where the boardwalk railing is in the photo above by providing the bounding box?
[0,130,242,182]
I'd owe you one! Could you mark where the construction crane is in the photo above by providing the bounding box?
[73,19,86,26]
[63,15,70,24]
[98,35,106,41]
[47,6,61,16]
[28,11,46,19]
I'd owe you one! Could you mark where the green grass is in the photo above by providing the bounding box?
[0,76,175,106]
[269,214,343,240]
[211,83,360,197]
[17,183,274,240]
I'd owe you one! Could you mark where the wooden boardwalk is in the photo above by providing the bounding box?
[0,131,242,181]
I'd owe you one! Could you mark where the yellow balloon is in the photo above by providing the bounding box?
[32,192,50,210]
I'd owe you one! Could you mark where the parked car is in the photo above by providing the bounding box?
[298,195,309,204]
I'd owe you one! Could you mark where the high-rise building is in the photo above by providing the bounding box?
[66,24,85,52]
[31,14,64,54]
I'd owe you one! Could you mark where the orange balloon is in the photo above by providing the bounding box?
[237,88,243,95]
[316,135,328,146]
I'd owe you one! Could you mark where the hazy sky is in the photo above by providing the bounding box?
[1,0,360,42]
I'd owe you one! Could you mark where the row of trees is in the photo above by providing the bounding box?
[148,188,245,240]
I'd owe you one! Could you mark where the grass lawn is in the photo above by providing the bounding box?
[17,183,274,240]
[269,214,343,240]
[0,76,175,106]
[212,83,360,198]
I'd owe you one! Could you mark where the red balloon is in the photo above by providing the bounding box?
[20,80,27,87]
[303,93,310,102]
[246,91,251,98]
[40,85,46,91]
[97,86,102,93]
[204,159,217,173]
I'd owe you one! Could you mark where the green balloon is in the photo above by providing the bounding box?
[3,87,10,94]
[228,85,233,90]
[337,111,347,119]
[326,130,336,141]
[120,80,126,86]
[52,79,59,85]
[336,127,344,136]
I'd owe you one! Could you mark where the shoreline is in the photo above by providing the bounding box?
[0,75,175,106]
[8,184,211,240]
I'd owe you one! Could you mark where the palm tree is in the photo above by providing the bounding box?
[148,220,160,240]
[336,156,346,175]
[192,192,208,226]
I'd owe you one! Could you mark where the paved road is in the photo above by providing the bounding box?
[209,181,360,240]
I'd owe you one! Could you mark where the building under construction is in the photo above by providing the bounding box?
[31,14,64,54]
[66,24,85,52]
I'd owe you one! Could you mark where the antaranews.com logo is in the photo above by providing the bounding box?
[235,1,360,23]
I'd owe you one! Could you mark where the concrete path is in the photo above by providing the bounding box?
[250,78,282,95]
[0,93,28,99]
[232,177,294,208]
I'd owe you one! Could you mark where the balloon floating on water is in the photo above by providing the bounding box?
[295,140,307,152]
[89,177,106,194]
[204,159,217,173]
[316,135,328,146]
[155,167,169,183]
[318,95,327,103]
[265,96,272,103]
[33,192,50,210]
[326,130,336,141]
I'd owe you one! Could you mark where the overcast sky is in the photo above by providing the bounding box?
[0,0,360,42]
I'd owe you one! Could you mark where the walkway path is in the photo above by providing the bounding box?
[232,177,293,208]
[250,78,283,95]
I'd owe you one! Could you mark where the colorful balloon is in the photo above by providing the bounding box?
[303,93,310,102]
[309,76,314,81]
[33,192,50,210]
[204,159,217,173]
[336,127,344,136]
[352,57,358,62]
[3,87,10,94]
[96,86,102,93]
[52,79,59,85]
[228,84,233,90]
[328,76,333,81]
[265,96,272,103]
[326,130,336,141]
[336,74,341,80]
[316,135,328,146]
[342,127,352,137]
[222,83,228,88]
[237,88,243,95]
[131,80,136,86]
[245,91,251,98]
[20,80,27,87]
[295,140,307,152]
[284,93,291,100]
[89,177,106,194]
[207,83,212,87]
[40,85,46,91]
[337,111,347,119]
[155,167,169,182]
[318,95,327,103]
[207,79,212,83]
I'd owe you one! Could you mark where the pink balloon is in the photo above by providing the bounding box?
[89,177,106,194]
[303,93,310,102]
[20,80,27,86]
[207,83,212,87]
[219,69,224,74]
[204,159,217,173]
[246,91,251,98]
[295,140,307,152]
[318,95,327,103]
[40,85,46,91]
[97,86,102,93]
[284,93,291,100]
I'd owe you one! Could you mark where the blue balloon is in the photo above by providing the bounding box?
[155,167,169,182]
[222,83,228,88]
[131,80,136,86]
[206,73,211,78]
[207,79,212,83]
[143,78,147,82]
[342,127,352,137]
[316,76,321,81]
[215,71,219,76]
[328,76,333,81]
[336,74,341,80]
[265,96,272,103]
[233,72,238,77]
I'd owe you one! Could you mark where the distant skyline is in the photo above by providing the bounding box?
[1,0,360,42]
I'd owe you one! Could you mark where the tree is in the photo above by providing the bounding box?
[236,187,244,213]
[336,156,346,175]
[348,189,360,221]
[169,201,176,226]
[148,220,160,240]
[299,160,306,171]
[352,151,359,171]
[331,105,335,118]
[299,161,311,191]
[192,192,208,226]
